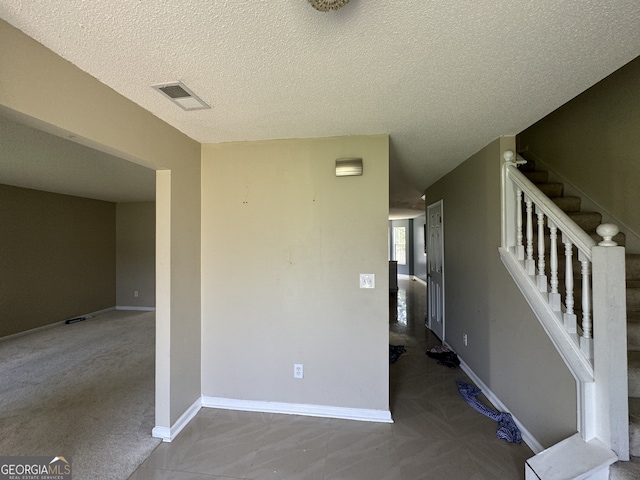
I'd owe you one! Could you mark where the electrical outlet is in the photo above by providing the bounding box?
[463,333,468,346]
[134,290,139,298]
[294,364,304,379]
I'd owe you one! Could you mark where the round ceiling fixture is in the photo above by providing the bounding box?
[308,0,350,12]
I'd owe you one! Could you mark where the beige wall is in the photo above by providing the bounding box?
[425,137,577,448]
[0,184,115,337]
[201,136,390,412]
[116,202,155,308]
[518,55,640,241]
[0,19,201,428]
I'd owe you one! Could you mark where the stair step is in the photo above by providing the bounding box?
[629,398,640,458]
[551,196,581,212]
[538,183,565,197]
[627,254,640,280]
[525,433,616,480]
[628,284,640,313]
[524,170,549,184]
[568,211,602,232]
[627,312,640,351]
[609,455,640,480]
[628,351,640,398]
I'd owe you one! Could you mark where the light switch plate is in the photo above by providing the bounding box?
[360,274,375,288]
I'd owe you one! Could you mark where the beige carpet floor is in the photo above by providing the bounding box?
[0,310,160,480]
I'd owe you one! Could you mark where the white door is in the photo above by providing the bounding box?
[427,200,445,342]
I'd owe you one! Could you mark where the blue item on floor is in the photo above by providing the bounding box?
[456,380,522,444]
[389,344,406,364]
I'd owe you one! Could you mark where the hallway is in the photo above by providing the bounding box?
[130,277,533,479]
[388,277,533,478]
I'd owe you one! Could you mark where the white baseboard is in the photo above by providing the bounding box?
[201,396,393,423]
[0,306,116,342]
[398,274,427,286]
[152,397,202,442]
[456,355,544,454]
[116,306,156,311]
[412,276,427,286]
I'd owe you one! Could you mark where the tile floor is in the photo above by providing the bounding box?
[129,277,533,479]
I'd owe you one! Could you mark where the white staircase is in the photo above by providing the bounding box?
[500,150,629,479]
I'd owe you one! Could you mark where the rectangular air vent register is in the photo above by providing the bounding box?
[152,82,210,111]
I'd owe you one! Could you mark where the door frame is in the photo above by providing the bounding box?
[427,200,445,342]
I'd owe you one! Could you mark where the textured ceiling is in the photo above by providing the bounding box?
[1,1,640,214]
[0,112,155,203]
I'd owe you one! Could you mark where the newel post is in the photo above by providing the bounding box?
[591,223,629,460]
[501,150,526,251]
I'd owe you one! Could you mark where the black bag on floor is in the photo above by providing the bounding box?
[426,350,460,368]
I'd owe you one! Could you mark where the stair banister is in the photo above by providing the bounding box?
[500,149,629,462]
[503,153,596,257]
[591,224,629,460]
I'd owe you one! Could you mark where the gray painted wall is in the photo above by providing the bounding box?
[412,214,427,282]
[2,20,202,428]
[518,54,640,246]
[116,202,155,308]
[425,137,577,448]
[201,136,390,413]
[0,184,116,337]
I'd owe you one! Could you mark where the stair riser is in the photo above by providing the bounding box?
[523,171,549,183]
[627,255,640,280]
[552,197,581,212]
[629,322,640,351]
[628,287,640,312]
[628,369,640,398]
[539,183,564,197]
[568,213,603,232]
[630,426,640,458]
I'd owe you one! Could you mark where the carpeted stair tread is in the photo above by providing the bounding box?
[628,351,640,398]
[551,195,581,212]
[523,170,549,184]
[628,285,640,312]
[568,211,602,232]
[537,182,564,198]
[629,398,640,458]
[610,455,640,480]
[628,312,640,352]
[627,254,640,280]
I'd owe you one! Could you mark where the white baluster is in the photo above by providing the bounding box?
[525,195,535,275]
[536,205,547,293]
[579,251,593,359]
[516,188,524,260]
[562,233,577,334]
[548,220,561,311]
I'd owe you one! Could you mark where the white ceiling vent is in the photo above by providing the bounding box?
[152,82,210,111]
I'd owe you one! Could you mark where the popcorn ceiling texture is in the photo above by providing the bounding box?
[1,1,640,212]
